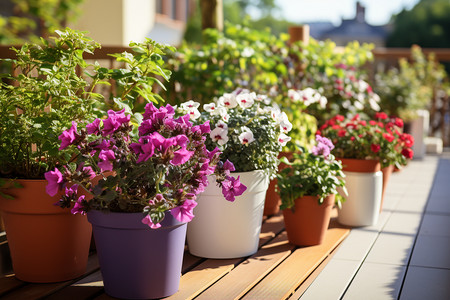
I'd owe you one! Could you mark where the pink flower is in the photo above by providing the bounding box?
[71,195,86,215]
[171,148,194,165]
[86,118,101,135]
[98,150,115,171]
[141,215,161,229]
[102,109,130,136]
[170,199,198,223]
[136,142,155,163]
[44,168,64,196]
[221,175,247,202]
[58,121,78,150]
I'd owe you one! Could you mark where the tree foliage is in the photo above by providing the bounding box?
[387,0,450,48]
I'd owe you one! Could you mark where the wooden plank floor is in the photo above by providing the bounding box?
[0,210,349,299]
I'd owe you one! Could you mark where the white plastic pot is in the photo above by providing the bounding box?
[338,170,383,227]
[187,170,269,258]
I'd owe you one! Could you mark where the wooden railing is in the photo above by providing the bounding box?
[1,45,449,145]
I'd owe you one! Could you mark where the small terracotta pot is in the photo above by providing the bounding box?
[282,194,335,246]
[338,158,381,173]
[380,165,394,212]
[264,152,295,216]
[0,179,92,282]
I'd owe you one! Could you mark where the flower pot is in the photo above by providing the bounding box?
[336,158,383,227]
[282,194,335,246]
[0,179,92,283]
[337,170,383,227]
[264,152,293,216]
[88,210,187,299]
[187,170,270,258]
[380,165,394,212]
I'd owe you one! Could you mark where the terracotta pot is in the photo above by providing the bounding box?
[282,194,335,246]
[264,152,295,216]
[0,179,92,282]
[338,158,381,173]
[88,210,187,299]
[380,165,394,211]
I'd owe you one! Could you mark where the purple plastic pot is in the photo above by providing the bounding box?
[87,210,187,299]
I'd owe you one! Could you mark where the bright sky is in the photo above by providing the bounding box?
[274,0,421,26]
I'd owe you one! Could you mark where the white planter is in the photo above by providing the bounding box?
[187,170,270,258]
[337,171,383,227]
[410,109,429,159]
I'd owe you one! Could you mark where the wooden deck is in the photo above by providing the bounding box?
[0,210,349,299]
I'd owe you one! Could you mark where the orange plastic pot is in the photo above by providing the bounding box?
[0,179,92,282]
[337,158,381,173]
[282,194,335,246]
[380,165,394,212]
[264,152,295,216]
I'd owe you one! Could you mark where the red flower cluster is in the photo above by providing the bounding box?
[318,113,414,168]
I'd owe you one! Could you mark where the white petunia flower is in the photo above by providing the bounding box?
[204,103,217,114]
[187,108,201,120]
[236,93,255,108]
[180,100,200,110]
[369,94,381,111]
[319,96,328,108]
[239,130,255,145]
[218,93,237,108]
[278,133,291,146]
[210,127,229,146]
[216,120,228,130]
[288,89,301,102]
[280,116,293,133]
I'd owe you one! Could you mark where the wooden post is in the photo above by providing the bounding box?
[200,0,223,31]
[289,25,310,45]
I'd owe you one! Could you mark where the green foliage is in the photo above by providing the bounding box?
[387,0,450,48]
[374,45,448,121]
[0,0,85,45]
[277,148,346,211]
[0,28,102,178]
[0,29,174,179]
[102,39,175,115]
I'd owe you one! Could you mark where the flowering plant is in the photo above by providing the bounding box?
[318,113,414,168]
[277,135,346,210]
[44,104,246,228]
[177,90,292,179]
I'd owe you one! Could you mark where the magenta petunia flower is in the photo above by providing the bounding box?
[170,198,197,223]
[71,195,86,215]
[138,119,153,136]
[98,149,115,172]
[223,160,236,172]
[175,135,189,148]
[137,142,155,163]
[221,175,247,202]
[58,121,78,150]
[45,168,64,196]
[141,214,161,229]
[171,147,194,165]
[86,118,101,135]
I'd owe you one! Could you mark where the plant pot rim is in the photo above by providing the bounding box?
[337,158,381,173]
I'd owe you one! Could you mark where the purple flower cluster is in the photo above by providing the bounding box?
[311,135,335,158]
[45,104,247,228]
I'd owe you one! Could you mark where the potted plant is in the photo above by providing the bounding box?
[181,89,291,258]
[45,103,244,299]
[277,135,346,246]
[0,29,103,283]
[318,113,395,226]
[263,88,323,216]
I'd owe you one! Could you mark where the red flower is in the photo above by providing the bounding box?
[338,129,347,137]
[359,120,367,126]
[351,114,360,121]
[369,120,377,126]
[401,133,414,147]
[386,122,394,130]
[316,130,321,136]
[335,115,345,122]
[367,85,373,93]
[332,124,341,130]
[350,136,355,141]
[394,118,404,128]
[375,112,388,120]
[401,148,414,159]
[371,144,381,153]
[383,133,395,142]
